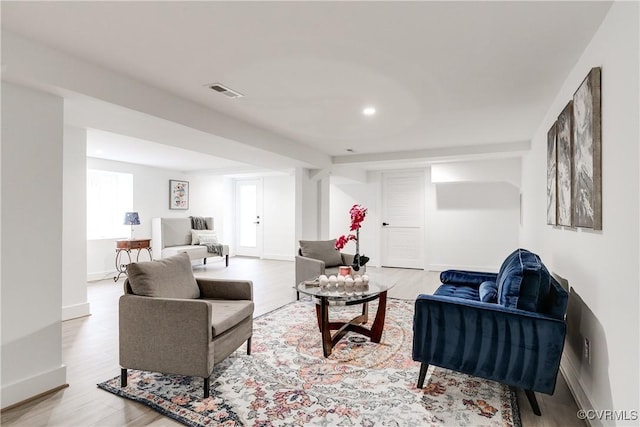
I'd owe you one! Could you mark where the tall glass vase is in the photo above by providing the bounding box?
[352,229,366,273]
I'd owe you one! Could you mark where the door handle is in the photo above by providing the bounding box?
[382,222,389,226]
[253,221,260,225]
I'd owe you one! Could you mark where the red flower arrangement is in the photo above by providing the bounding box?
[335,204,370,271]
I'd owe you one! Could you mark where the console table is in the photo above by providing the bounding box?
[114,239,152,282]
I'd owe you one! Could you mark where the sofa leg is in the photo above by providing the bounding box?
[203,258,207,265]
[120,368,127,387]
[296,291,300,300]
[417,363,429,388]
[204,376,210,398]
[225,255,229,267]
[525,389,541,416]
[247,337,252,355]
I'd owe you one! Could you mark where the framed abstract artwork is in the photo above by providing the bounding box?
[546,122,557,225]
[169,180,189,210]
[556,101,573,227]
[572,67,602,230]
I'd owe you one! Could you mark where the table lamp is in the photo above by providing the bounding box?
[123,212,140,239]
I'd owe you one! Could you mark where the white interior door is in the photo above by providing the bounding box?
[235,179,263,257]
[381,171,425,269]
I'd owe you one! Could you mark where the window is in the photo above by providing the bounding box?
[87,169,133,239]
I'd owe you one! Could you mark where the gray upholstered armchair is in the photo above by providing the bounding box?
[119,253,253,397]
[295,239,354,300]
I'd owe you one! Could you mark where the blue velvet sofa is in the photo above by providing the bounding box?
[412,248,568,415]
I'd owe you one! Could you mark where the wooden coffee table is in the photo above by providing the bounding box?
[296,280,396,357]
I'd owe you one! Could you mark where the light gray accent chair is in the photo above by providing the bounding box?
[119,253,253,397]
[295,239,354,300]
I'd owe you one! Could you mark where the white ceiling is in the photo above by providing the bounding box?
[1,1,612,171]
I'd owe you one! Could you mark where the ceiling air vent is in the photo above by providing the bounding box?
[207,83,244,99]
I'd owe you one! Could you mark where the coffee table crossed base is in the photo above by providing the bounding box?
[296,281,394,358]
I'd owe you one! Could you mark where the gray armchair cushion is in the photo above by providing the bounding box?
[299,239,343,267]
[206,300,255,336]
[127,253,200,299]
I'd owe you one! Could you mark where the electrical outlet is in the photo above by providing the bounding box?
[583,338,591,364]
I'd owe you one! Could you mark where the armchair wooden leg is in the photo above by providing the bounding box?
[296,291,300,300]
[120,368,127,387]
[204,376,210,398]
[417,363,429,388]
[225,255,229,267]
[247,337,252,355]
[525,389,541,416]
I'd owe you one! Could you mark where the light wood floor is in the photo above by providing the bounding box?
[1,257,584,426]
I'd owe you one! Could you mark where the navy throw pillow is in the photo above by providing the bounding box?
[496,248,551,312]
[479,281,498,303]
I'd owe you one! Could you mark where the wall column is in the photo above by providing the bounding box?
[62,126,90,320]
[1,82,67,408]
[294,168,319,244]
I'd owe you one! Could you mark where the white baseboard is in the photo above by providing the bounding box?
[261,254,294,262]
[428,263,497,273]
[87,271,117,282]
[1,365,67,409]
[560,353,600,427]
[62,302,91,321]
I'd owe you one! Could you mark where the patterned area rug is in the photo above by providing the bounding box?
[98,299,521,426]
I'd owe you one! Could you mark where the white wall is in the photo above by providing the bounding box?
[427,160,522,271]
[86,158,232,279]
[86,158,295,276]
[295,168,319,242]
[520,2,639,423]
[262,175,295,260]
[328,164,520,272]
[318,175,331,239]
[62,126,89,320]
[86,158,188,279]
[329,173,380,265]
[427,173,520,271]
[431,158,521,187]
[186,174,231,247]
[1,82,67,408]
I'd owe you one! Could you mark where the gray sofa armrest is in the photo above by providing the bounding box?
[196,278,253,300]
[295,255,325,285]
[119,295,213,377]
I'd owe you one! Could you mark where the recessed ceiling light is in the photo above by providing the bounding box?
[362,107,376,116]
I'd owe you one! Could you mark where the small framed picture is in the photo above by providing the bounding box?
[169,180,189,210]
